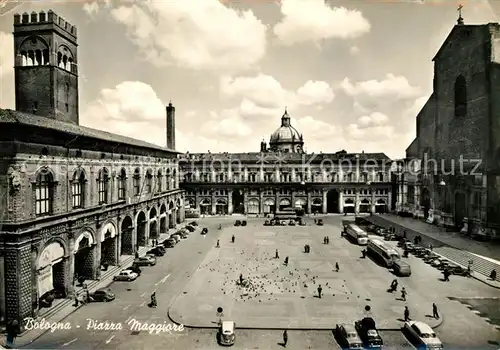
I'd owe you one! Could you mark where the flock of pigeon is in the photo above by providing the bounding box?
[196,235,363,303]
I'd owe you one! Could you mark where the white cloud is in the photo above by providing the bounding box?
[357,112,389,127]
[407,95,429,117]
[220,74,334,116]
[0,31,14,78]
[83,2,99,15]
[341,74,421,99]
[104,0,267,71]
[273,0,370,46]
[296,81,335,105]
[81,81,253,152]
[349,46,360,55]
[293,115,340,139]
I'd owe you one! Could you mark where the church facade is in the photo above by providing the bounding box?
[395,15,500,240]
[180,110,393,216]
[0,11,184,328]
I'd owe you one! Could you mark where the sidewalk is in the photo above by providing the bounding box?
[2,245,153,348]
[367,214,500,288]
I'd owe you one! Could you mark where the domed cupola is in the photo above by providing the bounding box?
[269,108,304,153]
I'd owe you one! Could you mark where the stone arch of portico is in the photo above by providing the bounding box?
[120,215,134,255]
[73,229,96,282]
[100,221,118,266]
[160,203,168,234]
[168,200,176,227]
[36,239,68,303]
[149,207,158,240]
[136,211,147,247]
[176,197,183,223]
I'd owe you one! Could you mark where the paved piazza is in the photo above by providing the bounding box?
[23,216,500,349]
[169,217,441,329]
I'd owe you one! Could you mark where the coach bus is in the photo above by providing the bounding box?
[344,223,368,245]
[367,238,401,267]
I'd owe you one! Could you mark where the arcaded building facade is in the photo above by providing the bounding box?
[0,11,184,327]
[396,16,500,239]
[180,110,393,216]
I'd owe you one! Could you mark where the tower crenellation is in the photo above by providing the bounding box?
[14,10,77,38]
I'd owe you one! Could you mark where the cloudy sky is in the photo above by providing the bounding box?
[0,0,497,158]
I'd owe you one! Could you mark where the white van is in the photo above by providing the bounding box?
[218,321,235,346]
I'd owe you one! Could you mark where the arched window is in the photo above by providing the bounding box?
[344,173,352,182]
[454,75,467,117]
[165,169,171,190]
[157,170,162,193]
[133,168,141,196]
[72,170,85,208]
[145,169,153,193]
[97,168,109,204]
[172,169,177,188]
[34,171,54,215]
[118,168,127,200]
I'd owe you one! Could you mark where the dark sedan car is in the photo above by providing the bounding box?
[163,238,176,248]
[133,256,156,266]
[90,288,115,302]
[317,219,324,226]
[147,246,165,257]
[185,225,196,232]
[201,227,208,235]
[189,221,198,226]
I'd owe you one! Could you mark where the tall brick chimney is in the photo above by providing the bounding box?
[166,102,176,150]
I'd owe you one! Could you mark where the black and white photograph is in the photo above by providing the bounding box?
[0,0,500,349]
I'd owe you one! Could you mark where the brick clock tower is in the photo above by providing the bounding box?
[13,10,79,124]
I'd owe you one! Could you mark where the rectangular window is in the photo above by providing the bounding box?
[35,183,51,215]
[133,177,140,196]
[118,178,126,200]
[98,179,108,204]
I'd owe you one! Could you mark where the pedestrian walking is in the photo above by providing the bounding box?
[403,230,407,239]
[231,235,235,243]
[284,256,289,266]
[239,273,244,284]
[490,269,497,281]
[150,292,157,308]
[275,249,279,259]
[326,236,329,244]
[335,262,339,272]
[317,285,322,298]
[432,303,439,319]
[323,237,326,244]
[135,251,139,259]
[216,239,220,248]
[74,295,79,307]
[401,287,407,301]
[283,330,288,347]
[404,306,410,321]
[307,245,310,253]
[429,244,433,251]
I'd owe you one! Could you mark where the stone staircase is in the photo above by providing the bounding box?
[366,216,500,282]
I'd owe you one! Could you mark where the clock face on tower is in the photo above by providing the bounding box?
[295,145,302,152]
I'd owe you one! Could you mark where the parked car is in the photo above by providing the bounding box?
[431,258,447,268]
[375,227,387,236]
[335,323,363,349]
[366,224,377,233]
[201,227,208,235]
[234,220,241,226]
[289,220,296,226]
[264,220,271,226]
[448,264,470,276]
[403,321,443,349]
[90,288,115,302]
[170,234,181,242]
[355,317,383,348]
[423,253,438,263]
[218,320,236,346]
[185,225,196,232]
[298,219,306,226]
[189,221,198,226]
[163,238,176,248]
[113,270,138,281]
[241,220,247,226]
[147,246,165,257]
[404,242,416,252]
[133,255,156,266]
[179,230,189,239]
[413,247,428,257]
[129,264,142,275]
[397,238,409,247]
[317,219,324,226]
[384,233,397,241]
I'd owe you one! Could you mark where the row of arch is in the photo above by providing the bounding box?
[34,198,184,308]
[185,172,386,183]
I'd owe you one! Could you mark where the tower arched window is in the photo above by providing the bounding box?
[72,169,86,208]
[118,168,127,200]
[454,75,467,117]
[133,168,141,195]
[34,171,54,216]
[97,168,109,204]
